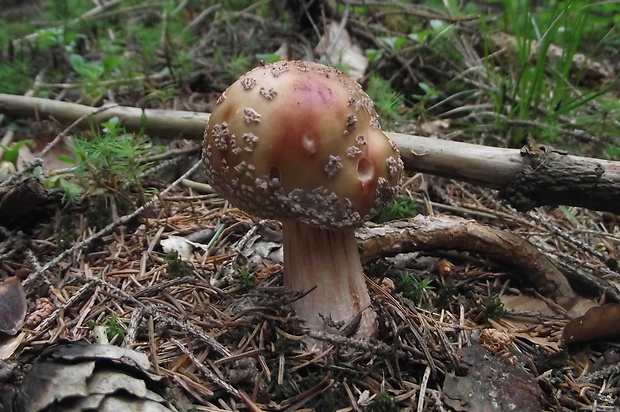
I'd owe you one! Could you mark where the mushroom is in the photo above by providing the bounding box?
[203,60,403,338]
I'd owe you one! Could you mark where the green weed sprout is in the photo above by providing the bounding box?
[366,74,406,128]
[0,60,35,94]
[397,272,434,305]
[604,144,620,160]
[477,296,505,323]
[374,197,418,223]
[105,313,126,343]
[72,116,154,206]
[228,52,251,80]
[165,251,192,278]
[0,140,32,167]
[236,268,255,292]
[484,0,616,145]
[368,392,399,412]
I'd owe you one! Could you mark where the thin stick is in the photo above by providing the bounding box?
[21,160,202,289]
[170,337,241,399]
[416,365,432,412]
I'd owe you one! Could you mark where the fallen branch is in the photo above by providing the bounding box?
[0,95,205,140]
[357,215,575,300]
[0,93,619,213]
[388,133,620,214]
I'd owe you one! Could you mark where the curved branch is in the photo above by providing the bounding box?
[357,215,575,300]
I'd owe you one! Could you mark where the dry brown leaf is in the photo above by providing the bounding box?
[314,21,368,81]
[419,119,450,136]
[11,341,178,411]
[500,295,557,316]
[564,297,599,319]
[273,41,293,61]
[490,319,560,352]
[563,304,620,344]
[0,277,26,335]
[0,332,25,360]
[16,132,74,173]
[443,337,542,412]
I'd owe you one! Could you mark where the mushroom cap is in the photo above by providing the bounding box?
[203,60,403,228]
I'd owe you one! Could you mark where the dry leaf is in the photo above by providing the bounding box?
[490,319,560,352]
[500,295,558,316]
[314,21,368,80]
[443,337,542,411]
[273,41,293,61]
[0,332,25,360]
[562,304,620,344]
[0,277,26,335]
[160,235,195,260]
[419,119,450,135]
[10,341,178,412]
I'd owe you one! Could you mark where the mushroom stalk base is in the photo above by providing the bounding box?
[282,220,377,338]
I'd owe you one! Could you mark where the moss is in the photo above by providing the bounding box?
[367,392,399,412]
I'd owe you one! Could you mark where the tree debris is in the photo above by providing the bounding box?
[1,93,619,213]
[563,303,620,344]
[443,336,543,412]
[0,277,26,336]
[357,215,574,299]
[5,341,181,412]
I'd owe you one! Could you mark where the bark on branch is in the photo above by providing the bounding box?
[388,132,620,214]
[1,93,619,213]
[357,215,575,300]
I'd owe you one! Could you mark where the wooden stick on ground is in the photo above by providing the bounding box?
[357,215,575,300]
[0,93,619,213]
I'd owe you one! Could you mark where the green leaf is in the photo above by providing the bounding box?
[101,116,121,134]
[59,178,85,199]
[430,19,451,34]
[57,155,76,165]
[365,49,383,63]
[255,53,281,64]
[70,54,104,78]
[409,30,432,43]
[558,206,580,226]
[381,36,408,52]
[0,140,31,165]
[102,54,120,74]
[139,110,148,134]
[69,54,86,71]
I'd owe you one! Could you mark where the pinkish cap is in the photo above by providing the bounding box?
[204,60,403,228]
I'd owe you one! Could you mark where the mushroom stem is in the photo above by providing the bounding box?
[282,220,377,338]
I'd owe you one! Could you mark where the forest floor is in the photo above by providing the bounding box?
[0,1,619,411]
